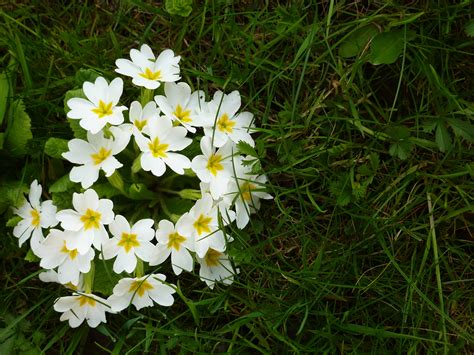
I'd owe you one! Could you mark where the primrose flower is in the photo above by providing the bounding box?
[135,116,192,177]
[115,44,181,89]
[13,180,58,255]
[177,193,235,258]
[67,77,127,134]
[225,160,273,229]
[38,229,94,286]
[62,127,130,189]
[107,274,176,312]
[56,189,114,254]
[197,249,236,289]
[202,90,255,148]
[149,218,195,275]
[101,215,155,274]
[54,292,112,328]
[154,82,206,133]
[128,101,160,135]
[191,136,234,199]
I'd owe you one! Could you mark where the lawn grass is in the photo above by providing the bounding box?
[0,1,473,353]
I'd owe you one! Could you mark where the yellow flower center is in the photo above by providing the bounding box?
[204,248,222,267]
[206,154,224,176]
[78,295,96,307]
[80,208,101,230]
[240,182,256,202]
[90,147,112,165]
[60,241,79,260]
[30,209,40,227]
[134,119,148,131]
[118,232,140,253]
[91,100,113,118]
[217,113,235,133]
[193,214,212,236]
[148,137,169,158]
[139,67,161,80]
[129,279,154,297]
[167,232,186,251]
[173,104,192,123]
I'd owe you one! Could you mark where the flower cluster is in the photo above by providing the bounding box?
[10,44,271,328]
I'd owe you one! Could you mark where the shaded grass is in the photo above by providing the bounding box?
[0,0,473,353]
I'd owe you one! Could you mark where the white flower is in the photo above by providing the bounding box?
[154,82,206,133]
[56,189,114,254]
[135,116,192,177]
[13,180,58,255]
[62,127,130,189]
[202,90,255,148]
[128,101,160,135]
[197,249,236,289]
[38,229,94,286]
[107,274,175,312]
[224,158,273,229]
[39,270,84,291]
[177,193,235,258]
[115,45,180,89]
[191,136,234,199]
[54,292,111,328]
[101,215,155,274]
[67,77,127,134]
[149,218,195,275]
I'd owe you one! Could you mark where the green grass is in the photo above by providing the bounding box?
[1,1,473,353]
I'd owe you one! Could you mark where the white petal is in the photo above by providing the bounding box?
[163,153,191,175]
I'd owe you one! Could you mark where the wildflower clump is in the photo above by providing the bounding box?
[9,44,272,328]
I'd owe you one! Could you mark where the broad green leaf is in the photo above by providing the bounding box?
[93,260,122,296]
[24,249,40,263]
[6,216,22,227]
[5,99,32,156]
[64,88,87,139]
[237,140,258,158]
[435,123,452,152]
[44,137,69,159]
[339,25,379,58]
[447,117,474,141]
[0,181,28,213]
[49,174,75,193]
[0,71,9,125]
[165,0,192,17]
[369,29,415,65]
[93,183,122,199]
[75,68,101,86]
[389,140,413,160]
[52,191,73,210]
[129,183,155,200]
[465,20,474,37]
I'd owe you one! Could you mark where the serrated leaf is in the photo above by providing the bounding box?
[6,215,22,227]
[446,117,474,141]
[5,99,32,156]
[465,20,474,37]
[351,181,367,201]
[165,0,192,17]
[237,140,258,158]
[0,71,9,125]
[422,119,438,133]
[389,140,412,160]
[75,68,101,86]
[49,174,75,193]
[44,137,69,159]
[339,25,379,58]
[370,29,415,65]
[435,123,452,152]
[64,89,87,139]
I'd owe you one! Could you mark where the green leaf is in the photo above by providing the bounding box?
[0,181,28,213]
[6,216,22,227]
[329,174,352,207]
[369,29,415,65]
[52,191,73,210]
[446,117,474,141]
[0,132,5,150]
[5,99,33,156]
[435,123,452,152]
[131,156,142,173]
[49,174,75,193]
[24,249,40,263]
[165,0,192,17]
[465,20,474,37]
[44,137,69,159]
[75,68,101,86]
[237,141,258,158]
[93,260,122,296]
[128,183,155,200]
[0,71,9,125]
[339,25,379,58]
[387,126,413,160]
[64,89,87,139]
[93,183,122,199]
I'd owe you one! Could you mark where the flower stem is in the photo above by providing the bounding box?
[140,88,154,106]
[135,258,144,278]
[84,261,95,294]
